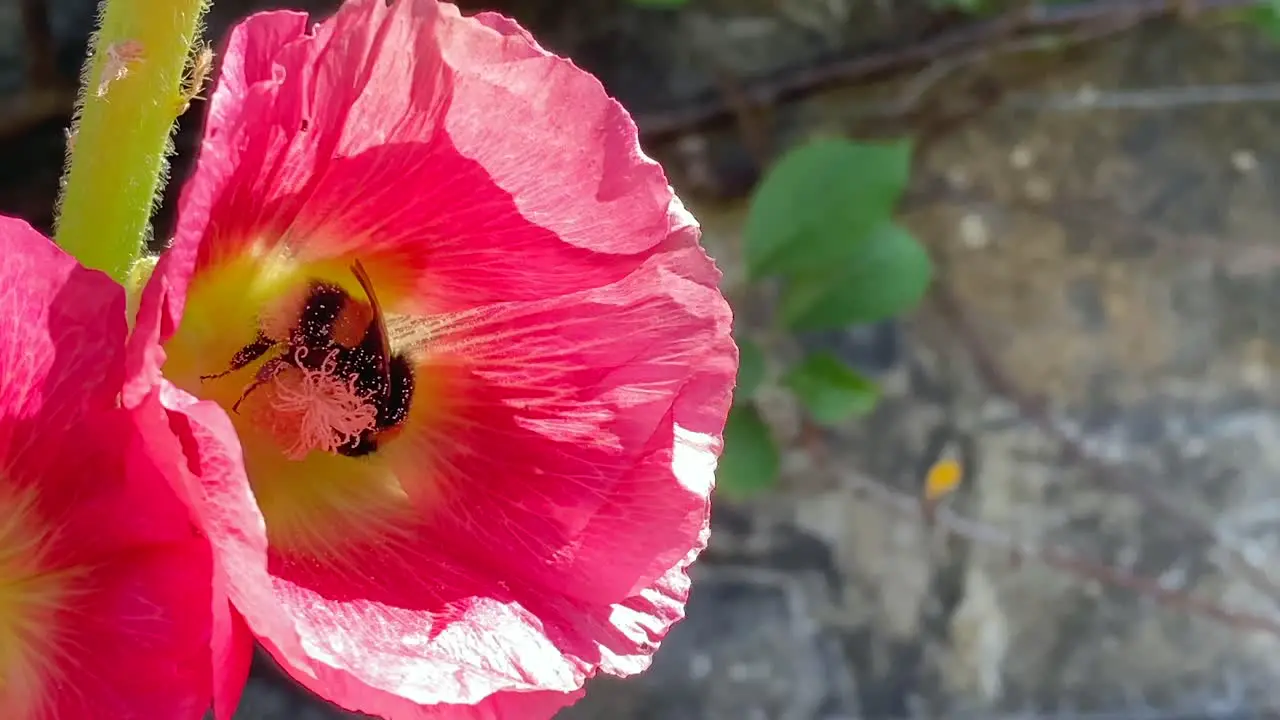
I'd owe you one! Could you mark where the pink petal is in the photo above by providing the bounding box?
[129,383,291,699]
[46,539,216,719]
[165,226,732,718]
[397,241,733,605]
[260,521,704,719]
[144,1,740,716]
[0,217,225,718]
[0,216,124,472]
[173,0,678,314]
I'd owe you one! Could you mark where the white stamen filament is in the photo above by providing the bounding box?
[262,348,378,460]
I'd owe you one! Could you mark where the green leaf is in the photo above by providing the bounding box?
[784,353,879,425]
[1248,1,1280,40]
[735,338,767,401]
[744,137,913,280]
[716,403,780,500]
[780,222,932,331]
[929,0,991,14]
[630,0,690,7]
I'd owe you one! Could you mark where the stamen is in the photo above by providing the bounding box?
[0,488,70,717]
[258,348,378,460]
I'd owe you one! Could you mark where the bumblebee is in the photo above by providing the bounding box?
[202,261,414,457]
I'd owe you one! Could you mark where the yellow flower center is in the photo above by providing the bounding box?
[0,486,72,718]
[164,249,436,559]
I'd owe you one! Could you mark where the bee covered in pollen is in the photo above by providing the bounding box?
[201,260,414,459]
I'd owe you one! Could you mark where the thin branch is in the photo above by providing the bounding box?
[0,0,1261,145]
[0,1,73,141]
[845,18,1139,122]
[21,0,55,88]
[1005,82,1280,112]
[707,63,776,167]
[929,280,1280,613]
[634,0,1257,139]
[0,86,74,141]
[798,402,1280,637]
[839,468,1280,636]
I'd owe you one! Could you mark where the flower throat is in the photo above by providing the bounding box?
[201,261,414,459]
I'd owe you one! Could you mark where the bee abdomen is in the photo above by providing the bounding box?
[377,355,414,429]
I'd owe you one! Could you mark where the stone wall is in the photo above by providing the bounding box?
[7,2,1280,718]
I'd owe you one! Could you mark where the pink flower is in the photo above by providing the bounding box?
[130,0,737,717]
[0,217,238,719]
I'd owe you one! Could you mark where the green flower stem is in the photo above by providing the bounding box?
[55,0,210,284]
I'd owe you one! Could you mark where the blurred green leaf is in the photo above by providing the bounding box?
[735,338,767,401]
[784,353,879,425]
[780,222,932,331]
[929,0,989,13]
[1249,1,1280,40]
[630,0,691,7]
[744,137,913,280]
[717,403,780,500]
[929,0,1072,12]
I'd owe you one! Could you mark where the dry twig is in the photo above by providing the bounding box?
[840,467,1280,636]
[634,0,1258,139]
[21,0,55,87]
[1,0,72,141]
[0,0,1262,145]
[798,402,1280,637]
[929,280,1280,614]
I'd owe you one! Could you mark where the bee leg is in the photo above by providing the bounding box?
[201,333,277,381]
[230,356,288,413]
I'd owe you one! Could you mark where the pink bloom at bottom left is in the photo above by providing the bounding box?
[0,215,248,719]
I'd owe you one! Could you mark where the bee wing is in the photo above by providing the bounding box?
[350,260,393,391]
[385,305,495,358]
[385,314,437,356]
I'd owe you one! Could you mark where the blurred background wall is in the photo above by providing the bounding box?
[8,1,1280,718]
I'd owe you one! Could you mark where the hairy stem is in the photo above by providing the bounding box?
[55,0,210,283]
